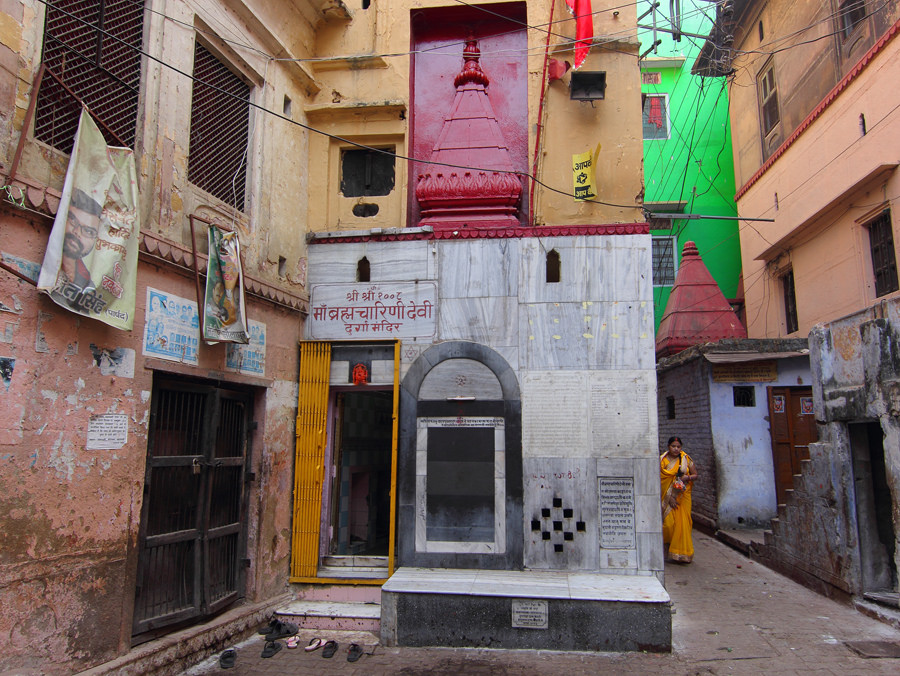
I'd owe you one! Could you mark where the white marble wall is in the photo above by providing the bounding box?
[308,232,659,575]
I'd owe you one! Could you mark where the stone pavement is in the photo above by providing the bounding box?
[184,532,900,675]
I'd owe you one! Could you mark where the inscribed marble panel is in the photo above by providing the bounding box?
[521,371,589,457]
[588,370,657,455]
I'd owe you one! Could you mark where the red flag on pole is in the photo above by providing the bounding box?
[565,0,593,69]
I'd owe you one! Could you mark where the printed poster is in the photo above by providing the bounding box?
[142,287,200,365]
[203,226,249,344]
[226,319,266,376]
[37,108,140,330]
[572,143,600,201]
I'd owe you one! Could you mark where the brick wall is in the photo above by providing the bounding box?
[657,359,718,529]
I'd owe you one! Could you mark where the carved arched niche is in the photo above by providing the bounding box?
[397,341,522,569]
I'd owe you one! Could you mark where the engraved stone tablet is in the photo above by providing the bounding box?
[599,477,636,549]
[511,599,548,629]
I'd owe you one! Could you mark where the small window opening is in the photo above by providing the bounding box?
[733,386,756,407]
[860,113,867,136]
[341,147,395,197]
[782,269,799,334]
[666,396,676,419]
[839,0,866,40]
[357,256,371,282]
[758,21,764,41]
[362,0,371,8]
[283,96,292,118]
[278,256,287,277]
[546,249,561,283]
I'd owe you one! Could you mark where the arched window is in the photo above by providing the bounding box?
[357,256,370,282]
[546,249,560,283]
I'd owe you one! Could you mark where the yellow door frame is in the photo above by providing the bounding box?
[290,340,400,584]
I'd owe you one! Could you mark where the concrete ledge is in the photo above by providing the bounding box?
[381,568,671,652]
[79,593,290,676]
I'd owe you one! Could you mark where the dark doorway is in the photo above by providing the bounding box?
[328,389,393,560]
[767,386,817,504]
[851,421,898,604]
[132,377,253,638]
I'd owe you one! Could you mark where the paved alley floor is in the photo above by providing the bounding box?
[185,532,900,675]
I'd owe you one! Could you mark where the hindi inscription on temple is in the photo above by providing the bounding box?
[310,282,437,339]
[599,477,636,549]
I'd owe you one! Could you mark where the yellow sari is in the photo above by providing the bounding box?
[660,450,695,563]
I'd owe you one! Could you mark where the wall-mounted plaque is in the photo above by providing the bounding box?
[511,599,548,629]
[599,477,636,549]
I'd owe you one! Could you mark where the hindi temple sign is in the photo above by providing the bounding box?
[309,282,437,340]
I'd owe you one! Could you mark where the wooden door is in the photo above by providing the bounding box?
[767,386,817,505]
[133,380,252,635]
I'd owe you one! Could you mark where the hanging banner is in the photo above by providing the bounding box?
[37,108,140,330]
[572,143,601,201]
[565,0,594,69]
[203,226,249,344]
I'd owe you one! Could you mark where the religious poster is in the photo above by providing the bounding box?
[142,287,200,365]
[572,143,601,201]
[37,108,141,330]
[772,395,785,414]
[203,226,249,344]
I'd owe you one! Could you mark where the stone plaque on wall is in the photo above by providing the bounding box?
[522,372,589,456]
[310,282,437,339]
[511,599,548,629]
[590,371,652,451]
[599,477,636,549]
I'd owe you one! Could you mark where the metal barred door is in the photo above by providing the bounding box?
[133,379,252,636]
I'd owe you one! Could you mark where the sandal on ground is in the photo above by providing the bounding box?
[264,620,299,641]
[219,648,237,669]
[285,634,302,649]
[304,637,325,652]
[257,619,277,635]
[347,643,365,662]
[261,640,283,658]
[321,640,339,658]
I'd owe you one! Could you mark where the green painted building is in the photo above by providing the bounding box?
[639,2,742,332]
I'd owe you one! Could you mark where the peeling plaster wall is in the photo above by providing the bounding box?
[754,299,900,597]
[0,1,312,673]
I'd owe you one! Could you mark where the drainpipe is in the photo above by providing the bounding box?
[530,0,556,226]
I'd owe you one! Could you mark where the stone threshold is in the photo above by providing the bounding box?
[383,567,669,603]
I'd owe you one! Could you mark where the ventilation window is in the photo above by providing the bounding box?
[733,386,756,407]
[188,43,251,211]
[546,249,561,283]
[758,21,764,41]
[357,256,371,282]
[666,396,675,419]
[278,256,286,277]
[35,0,144,151]
[341,148,395,197]
[283,95,292,118]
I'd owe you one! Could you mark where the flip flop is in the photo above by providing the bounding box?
[219,648,236,669]
[321,640,338,658]
[264,620,299,641]
[304,637,325,652]
[347,643,364,662]
[285,635,301,649]
[261,640,282,658]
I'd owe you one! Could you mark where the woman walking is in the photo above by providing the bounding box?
[660,436,699,563]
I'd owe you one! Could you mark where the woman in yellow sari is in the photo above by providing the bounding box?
[660,436,699,563]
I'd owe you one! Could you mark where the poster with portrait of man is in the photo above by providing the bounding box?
[37,108,140,330]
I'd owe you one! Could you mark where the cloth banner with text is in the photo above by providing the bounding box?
[572,143,601,201]
[203,226,249,344]
[37,108,140,330]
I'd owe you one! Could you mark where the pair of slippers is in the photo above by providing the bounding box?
[257,618,298,641]
[288,637,342,658]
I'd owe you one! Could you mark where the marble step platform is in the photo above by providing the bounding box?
[381,567,671,652]
[276,599,381,632]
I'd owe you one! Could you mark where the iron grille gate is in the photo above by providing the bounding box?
[133,379,252,636]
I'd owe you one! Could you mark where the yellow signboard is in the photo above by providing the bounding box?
[712,361,777,382]
[572,143,601,201]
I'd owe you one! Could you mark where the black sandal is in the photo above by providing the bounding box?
[322,640,338,658]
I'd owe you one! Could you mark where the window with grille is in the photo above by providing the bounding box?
[758,63,780,139]
[733,386,756,407]
[35,0,144,151]
[781,269,799,334]
[867,210,898,298]
[652,236,677,286]
[188,42,251,211]
[642,94,668,140]
[839,0,866,39]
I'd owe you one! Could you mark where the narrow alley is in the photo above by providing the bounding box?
[182,532,900,675]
